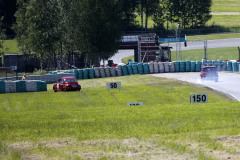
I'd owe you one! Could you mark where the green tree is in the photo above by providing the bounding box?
[119,0,139,30]
[76,0,123,66]
[167,0,212,29]
[14,0,61,70]
[0,16,6,61]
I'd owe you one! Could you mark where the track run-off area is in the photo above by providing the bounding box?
[152,72,240,101]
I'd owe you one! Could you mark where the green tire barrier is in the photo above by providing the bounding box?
[227,61,233,71]
[195,61,201,72]
[174,61,180,72]
[78,69,83,79]
[0,81,5,93]
[185,61,191,72]
[143,63,149,74]
[122,65,128,76]
[132,64,138,74]
[89,68,95,79]
[232,62,238,72]
[180,61,186,72]
[37,80,47,91]
[127,65,133,75]
[137,63,143,74]
[16,80,26,92]
[83,69,89,79]
[190,61,196,72]
[74,70,78,79]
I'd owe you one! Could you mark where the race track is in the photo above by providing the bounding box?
[152,72,240,101]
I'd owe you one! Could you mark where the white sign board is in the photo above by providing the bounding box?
[127,102,143,106]
[106,82,121,90]
[190,93,208,103]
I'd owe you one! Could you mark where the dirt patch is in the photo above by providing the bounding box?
[77,138,195,160]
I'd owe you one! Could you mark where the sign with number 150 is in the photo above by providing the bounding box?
[190,93,208,103]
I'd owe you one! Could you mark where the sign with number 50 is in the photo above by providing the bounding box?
[106,82,121,90]
[190,93,208,103]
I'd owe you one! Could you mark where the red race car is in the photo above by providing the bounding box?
[53,77,81,92]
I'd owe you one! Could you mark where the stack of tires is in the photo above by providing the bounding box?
[185,61,191,72]
[143,63,149,74]
[190,61,196,72]
[148,62,154,73]
[137,63,144,74]
[174,61,180,72]
[159,62,164,73]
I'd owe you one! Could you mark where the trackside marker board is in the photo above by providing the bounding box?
[190,93,208,103]
[127,102,143,106]
[106,82,121,90]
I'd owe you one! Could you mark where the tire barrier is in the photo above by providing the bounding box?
[190,61,196,72]
[232,62,238,72]
[104,67,111,77]
[99,67,106,78]
[164,62,169,73]
[89,68,95,79]
[127,65,133,75]
[78,69,83,79]
[138,63,144,74]
[94,68,100,78]
[143,63,149,74]
[227,61,233,71]
[83,69,89,79]
[185,61,191,72]
[132,64,138,74]
[0,80,47,94]
[116,65,123,76]
[122,65,128,76]
[1,60,238,88]
[180,61,186,72]
[174,61,180,72]
[169,62,175,72]
[110,67,117,77]
[159,62,164,73]
[153,62,159,73]
[195,61,202,72]
[148,62,154,73]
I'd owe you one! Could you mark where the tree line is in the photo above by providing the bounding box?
[1,0,212,69]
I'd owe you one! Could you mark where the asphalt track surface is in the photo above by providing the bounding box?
[152,72,240,101]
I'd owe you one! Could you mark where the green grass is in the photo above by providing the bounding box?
[1,75,239,159]
[172,47,239,61]
[187,33,240,41]
[212,0,240,12]
[3,39,20,54]
[122,47,239,63]
[207,15,240,27]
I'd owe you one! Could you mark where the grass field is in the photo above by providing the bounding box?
[1,75,240,159]
[212,0,240,12]
[2,39,20,54]
[122,47,239,63]
[187,33,240,41]
[172,47,239,61]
